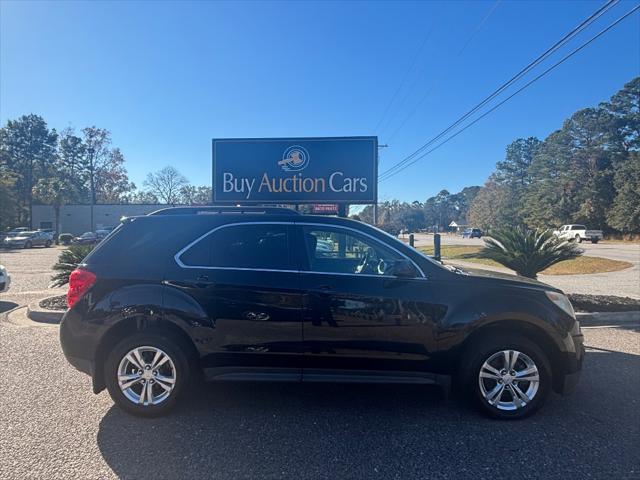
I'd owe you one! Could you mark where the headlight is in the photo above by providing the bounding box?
[545,291,575,318]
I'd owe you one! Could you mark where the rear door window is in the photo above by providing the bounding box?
[179,223,292,270]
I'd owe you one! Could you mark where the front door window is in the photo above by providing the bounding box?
[302,226,402,276]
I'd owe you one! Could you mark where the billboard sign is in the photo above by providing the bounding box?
[213,136,377,204]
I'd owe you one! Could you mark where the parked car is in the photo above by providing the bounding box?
[0,265,10,293]
[3,230,53,248]
[462,228,483,239]
[60,207,584,419]
[95,229,111,240]
[73,232,100,245]
[1,227,28,242]
[554,225,603,244]
[37,229,55,241]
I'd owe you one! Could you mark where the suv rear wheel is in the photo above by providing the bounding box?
[459,334,551,419]
[105,332,189,417]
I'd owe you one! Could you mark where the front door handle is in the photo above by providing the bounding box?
[193,274,214,288]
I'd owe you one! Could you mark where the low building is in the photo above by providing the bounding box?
[31,204,176,235]
[448,221,468,233]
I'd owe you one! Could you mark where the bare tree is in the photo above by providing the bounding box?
[144,166,189,205]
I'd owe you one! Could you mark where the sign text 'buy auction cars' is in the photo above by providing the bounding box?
[213,137,377,204]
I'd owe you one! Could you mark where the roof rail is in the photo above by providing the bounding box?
[148,206,300,216]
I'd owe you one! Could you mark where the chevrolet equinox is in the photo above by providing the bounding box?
[60,207,584,419]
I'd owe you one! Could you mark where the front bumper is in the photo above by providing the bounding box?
[3,241,26,248]
[557,330,585,395]
[0,274,10,292]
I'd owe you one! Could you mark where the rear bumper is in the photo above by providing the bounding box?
[60,307,104,393]
[66,354,94,377]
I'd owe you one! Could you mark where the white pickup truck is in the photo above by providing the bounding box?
[554,224,603,244]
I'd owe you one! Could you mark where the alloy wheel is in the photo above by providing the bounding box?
[478,350,540,411]
[117,346,177,406]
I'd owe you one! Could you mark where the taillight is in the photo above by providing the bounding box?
[67,268,97,308]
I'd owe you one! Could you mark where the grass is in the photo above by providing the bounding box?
[417,245,632,275]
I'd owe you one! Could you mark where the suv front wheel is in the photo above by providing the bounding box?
[460,334,551,419]
[105,332,189,417]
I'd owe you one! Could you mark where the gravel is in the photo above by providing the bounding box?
[0,246,66,312]
[569,294,640,312]
[1,309,638,480]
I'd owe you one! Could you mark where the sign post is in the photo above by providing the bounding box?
[213,137,377,209]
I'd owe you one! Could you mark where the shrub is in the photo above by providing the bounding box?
[51,244,95,287]
[478,227,583,279]
[58,233,73,245]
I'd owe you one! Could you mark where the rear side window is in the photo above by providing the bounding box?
[179,223,291,270]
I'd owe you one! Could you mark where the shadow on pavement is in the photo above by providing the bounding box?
[97,349,640,479]
[0,300,18,313]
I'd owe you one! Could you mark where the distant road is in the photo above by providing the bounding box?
[408,232,639,263]
[405,233,640,299]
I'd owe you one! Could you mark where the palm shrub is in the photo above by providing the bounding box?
[478,227,582,279]
[51,244,95,287]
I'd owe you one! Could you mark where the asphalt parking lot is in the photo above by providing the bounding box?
[0,245,639,479]
[0,311,638,479]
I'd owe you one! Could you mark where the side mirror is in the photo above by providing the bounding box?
[388,259,417,278]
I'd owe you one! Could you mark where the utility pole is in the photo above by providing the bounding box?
[374,144,389,226]
[87,146,95,232]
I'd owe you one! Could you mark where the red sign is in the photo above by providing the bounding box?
[311,204,339,214]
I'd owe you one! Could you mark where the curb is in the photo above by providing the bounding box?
[6,306,58,328]
[26,301,64,324]
[577,311,640,326]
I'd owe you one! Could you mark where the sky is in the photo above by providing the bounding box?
[1,0,639,204]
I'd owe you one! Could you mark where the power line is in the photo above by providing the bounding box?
[372,22,436,134]
[386,0,502,143]
[378,0,619,180]
[379,3,640,182]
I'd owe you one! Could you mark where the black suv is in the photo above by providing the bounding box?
[60,207,584,419]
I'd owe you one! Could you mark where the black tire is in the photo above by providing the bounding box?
[458,333,551,420]
[575,235,582,243]
[23,241,32,249]
[45,240,52,247]
[591,239,599,244]
[104,332,190,417]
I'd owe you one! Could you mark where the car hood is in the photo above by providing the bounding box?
[456,266,561,292]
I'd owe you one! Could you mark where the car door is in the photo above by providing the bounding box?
[165,222,304,380]
[32,232,44,246]
[296,223,442,377]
